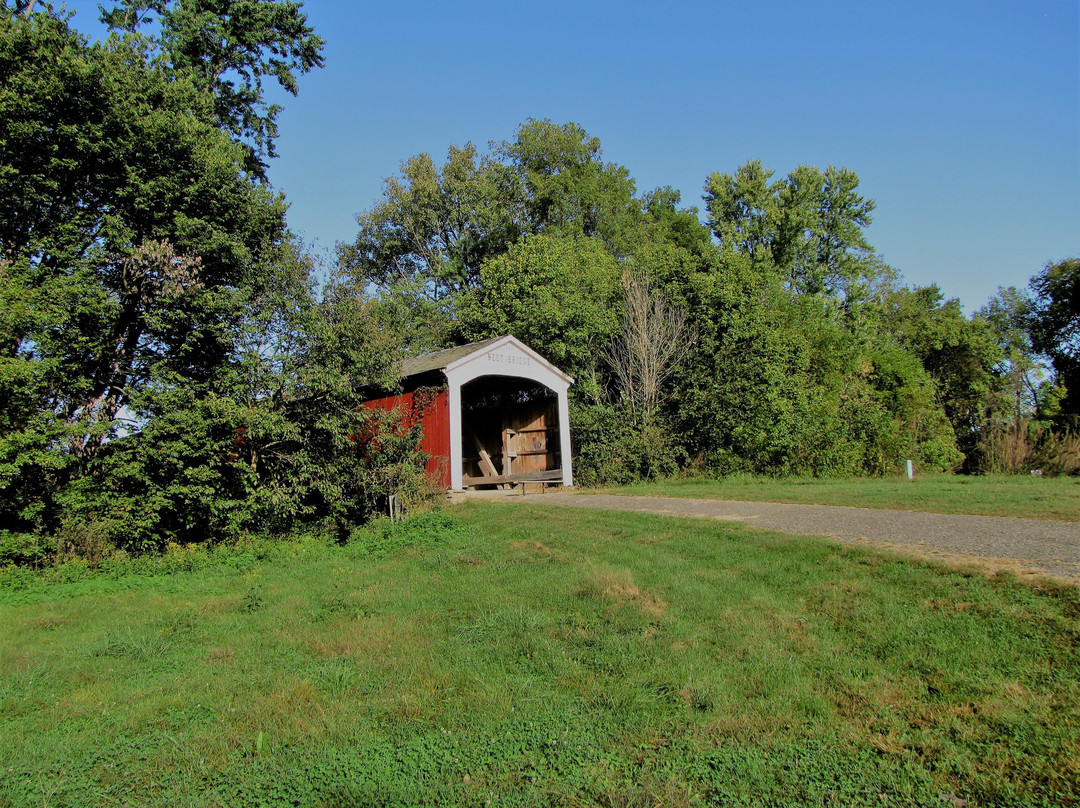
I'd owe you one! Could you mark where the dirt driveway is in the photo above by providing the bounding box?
[485,491,1080,582]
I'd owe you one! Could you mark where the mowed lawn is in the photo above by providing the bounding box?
[607,473,1080,521]
[2,504,1078,807]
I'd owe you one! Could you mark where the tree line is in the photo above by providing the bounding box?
[1,1,1076,563]
[342,119,1077,484]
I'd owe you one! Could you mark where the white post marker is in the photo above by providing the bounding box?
[905,459,914,481]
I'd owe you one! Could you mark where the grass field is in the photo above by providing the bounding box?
[606,473,1080,521]
[2,505,1078,807]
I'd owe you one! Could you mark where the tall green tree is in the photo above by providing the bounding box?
[457,234,622,388]
[705,161,880,300]
[338,144,516,312]
[339,119,644,347]
[495,119,639,251]
[0,3,325,535]
[687,163,962,476]
[882,285,1000,467]
[100,0,324,177]
[1028,257,1080,420]
[677,263,962,476]
[971,283,1075,473]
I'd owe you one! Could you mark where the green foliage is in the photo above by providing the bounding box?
[65,384,435,552]
[347,510,469,559]
[705,160,881,300]
[0,510,460,596]
[673,160,975,476]
[696,740,940,806]
[0,529,334,598]
[100,0,325,176]
[569,403,684,486]
[339,119,643,347]
[0,5,441,557]
[337,143,515,308]
[883,285,1000,468]
[670,249,959,477]
[975,283,1077,473]
[458,234,622,384]
[82,393,263,552]
[1029,257,1080,420]
[0,6,298,533]
[495,118,640,250]
[343,124,985,483]
[0,530,49,567]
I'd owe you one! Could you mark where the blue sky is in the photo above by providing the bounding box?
[67,0,1077,313]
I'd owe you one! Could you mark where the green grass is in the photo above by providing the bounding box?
[2,506,1079,806]
[604,473,1080,521]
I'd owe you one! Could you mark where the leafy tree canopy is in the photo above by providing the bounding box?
[343,120,993,479]
[99,0,324,177]
[338,143,516,306]
[1,8,286,469]
[339,120,646,315]
[705,160,880,300]
[457,233,622,388]
[1027,257,1080,419]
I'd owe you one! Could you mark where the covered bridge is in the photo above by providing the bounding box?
[362,336,574,491]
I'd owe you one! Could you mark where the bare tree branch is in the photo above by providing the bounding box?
[604,270,695,422]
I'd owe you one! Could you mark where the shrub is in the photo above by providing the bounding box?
[347,509,467,558]
[570,403,684,486]
[55,390,442,556]
[0,530,50,567]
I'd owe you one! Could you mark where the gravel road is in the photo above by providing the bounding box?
[497,491,1080,581]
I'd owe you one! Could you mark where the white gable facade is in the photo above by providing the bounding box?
[444,336,574,490]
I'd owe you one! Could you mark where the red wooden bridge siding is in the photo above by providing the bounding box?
[361,388,451,488]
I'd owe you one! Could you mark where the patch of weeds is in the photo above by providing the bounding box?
[0,532,336,605]
[315,655,358,695]
[238,568,265,613]
[1,734,168,808]
[90,626,173,661]
[0,659,52,702]
[348,510,468,559]
[575,567,668,641]
[695,738,944,807]
[457,608,558,672]
[310,581,354,622]
[577,567,668,621]
[455,553,486,567]
[241,587,264,613]
[205,646,234,664]
[216,741,459,806]
[55,518,114,567]
[458,607,540,646]
[507,540,567,565]
[676,681,716,713]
